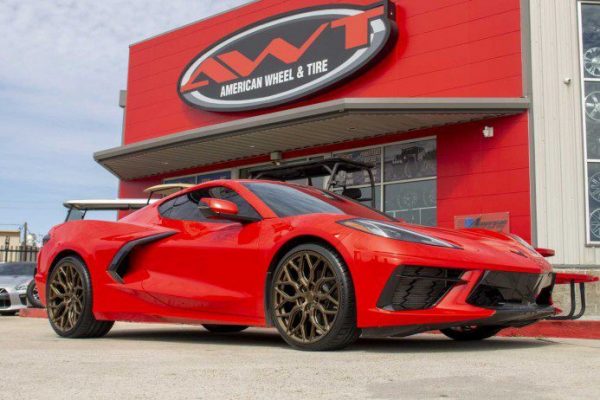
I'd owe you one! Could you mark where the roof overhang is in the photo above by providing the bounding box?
[95,97,529,181]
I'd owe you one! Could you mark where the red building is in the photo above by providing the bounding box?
[95,0,532,240]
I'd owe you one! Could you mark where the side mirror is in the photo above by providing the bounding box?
[198,198,260,223]
[341,187,362,200]
[535,247,555,258]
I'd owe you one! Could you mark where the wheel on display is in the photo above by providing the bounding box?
[590,172,600,203]
[270,244,359,351]
[584,47,600,77]
[585,92,600,122]
[440,325,502,341]
[590,209,600,241]
[47,256,114,338]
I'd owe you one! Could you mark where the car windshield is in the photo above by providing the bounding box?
[244,182,395,221]
[0,263,35,276]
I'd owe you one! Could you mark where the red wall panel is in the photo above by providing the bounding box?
[123,0,523,144]
[437,113,531,241]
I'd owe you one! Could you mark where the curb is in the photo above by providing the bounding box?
[497,320,600,340]
[19,308,48,319]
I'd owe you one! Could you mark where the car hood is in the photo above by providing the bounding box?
[393,222,552,272]
[0,275,30,288]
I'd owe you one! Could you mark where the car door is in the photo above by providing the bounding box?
[136,184,266,321]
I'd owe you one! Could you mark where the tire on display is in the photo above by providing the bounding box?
[202,324,248,333]
[440,325,502,341]
[270,243,360,351]
[27,280,44,308]
[47,256,114,338]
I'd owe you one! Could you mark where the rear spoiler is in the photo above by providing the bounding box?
[144,184,194,204]
[63,199,155,222]
[549,272,599,320]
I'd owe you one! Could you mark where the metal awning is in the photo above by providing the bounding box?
[94,97,529,180]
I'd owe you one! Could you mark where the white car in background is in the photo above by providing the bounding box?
[0,262,37,315]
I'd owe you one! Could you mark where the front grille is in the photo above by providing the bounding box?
[0,288,10,309]
[378,266,464,311]
[468,271,554,308]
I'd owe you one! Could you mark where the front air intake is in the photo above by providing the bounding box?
[377,266,464,311]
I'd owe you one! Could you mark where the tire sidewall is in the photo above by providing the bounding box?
[270,243,356,350]
[26,280,43,308]
[47,256,94,337]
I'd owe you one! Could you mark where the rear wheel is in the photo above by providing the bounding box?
[202,324,248,333]
[440,325,502,341]
[47,256,114,338]
[27,280,43,308]
[270,244,360,351]
[0,311,18,316]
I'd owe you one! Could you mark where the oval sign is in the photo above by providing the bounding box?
[178,0,397,112]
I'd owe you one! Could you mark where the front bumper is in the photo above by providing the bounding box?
[0,287,28,312]
[354,261,558,332]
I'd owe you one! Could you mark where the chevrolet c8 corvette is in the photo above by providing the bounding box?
[36,180,578,350]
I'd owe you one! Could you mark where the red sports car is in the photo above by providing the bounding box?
[36,180,594,350]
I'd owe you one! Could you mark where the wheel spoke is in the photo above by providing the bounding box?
[273,250,341,344]
[48,263,84,333]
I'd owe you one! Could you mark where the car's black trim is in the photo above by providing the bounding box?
[376,266,464,311]
[467,270,554,308]
[107,231,177,284]
[362,303,556,337]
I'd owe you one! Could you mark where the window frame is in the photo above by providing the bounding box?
[158,185,261,223]
[162,136,437,225]
[579,1,600,245]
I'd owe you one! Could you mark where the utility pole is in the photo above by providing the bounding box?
[22,222,28,247]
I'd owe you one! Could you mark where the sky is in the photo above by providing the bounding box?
[0,0,248,242]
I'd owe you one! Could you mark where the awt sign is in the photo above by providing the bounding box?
[178,1,397,112]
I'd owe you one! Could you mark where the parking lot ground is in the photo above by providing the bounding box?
[1,317,599,400]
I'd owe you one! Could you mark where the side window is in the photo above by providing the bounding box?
[158,192,207,221]
[159,186,260,222]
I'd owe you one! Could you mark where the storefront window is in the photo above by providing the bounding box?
[336,138,437,226]
[580,3,600,243]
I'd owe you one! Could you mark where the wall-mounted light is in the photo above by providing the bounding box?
[270,151,282,165]
[483,126,494,138]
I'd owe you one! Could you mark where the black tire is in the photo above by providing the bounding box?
[27,280,43,308]
[0,311,18,316]
[202,324,248,333]
[269,243,360,351]
[46,256,114,338]
[440,325,502,341]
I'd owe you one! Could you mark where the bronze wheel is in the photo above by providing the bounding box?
[270,244,359,351]
[48,262,84,332]
[47,256,113,338]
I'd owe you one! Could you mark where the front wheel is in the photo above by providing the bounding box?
[270,244,360,351]
[47,256,114,338]
[440,325,502,341]
[27,280,43,308]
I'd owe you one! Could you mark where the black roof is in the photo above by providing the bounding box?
[249,158,374,181]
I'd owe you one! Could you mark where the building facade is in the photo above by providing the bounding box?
[94,0,600,310]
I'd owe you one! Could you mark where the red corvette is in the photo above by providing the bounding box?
[36,180,595,350]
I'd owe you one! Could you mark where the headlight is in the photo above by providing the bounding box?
[338,218,458,248]
[15,282,29,291]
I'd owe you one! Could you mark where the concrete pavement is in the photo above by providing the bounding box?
[0,316,598,399]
